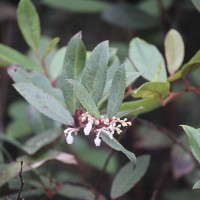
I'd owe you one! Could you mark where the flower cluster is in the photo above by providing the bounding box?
[64,111,132,147]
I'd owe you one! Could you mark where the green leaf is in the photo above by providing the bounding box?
[115,106,144,118]
[168,50,200,81]
[13,82,74,125]
[102,59,140,102]
[0,150,77,187]
[1,189,44,199]
[165,29,185,75]
[1,128,61,155]
[193,180,200,189]
[67,79,101,118]
[42,0,110,13]
[168,70,181,82]
[44,37,60,57]
[6,101,31,138]
[8,66,64,101]
[181,50,200,79]
[48,47,66,80]
[17,0,41,49]
[102,4,159,29]
[0,44,40,71]
[137,0,173,17]
[181,125,200,162]
[0,134,23,152]
[58,184,96,200]
[119,97,162,116]
[129,37,167,81]
[110,42,128,61]
[23,128,61,155]
[82,41,109,104]
[61,33,86,114]
[100,131,136,166]
[133,82,170,99]
[7,119,30,138]
[110,155,150,198]
[191,0,200,12]
[108,48,118,66]
[28,106,61,134]
[106,56,120,82]
[107,65,126,118]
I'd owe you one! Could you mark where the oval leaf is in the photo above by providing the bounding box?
[129,37,167,82]
[165,29,185,75]
[111,155,150,199]
[81,41,109,104]
[17,0,41,49]
[67,79,101,118]
[107,65,126,118]
[13,82,74,125]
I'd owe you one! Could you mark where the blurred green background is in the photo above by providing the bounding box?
[1,0,200,200]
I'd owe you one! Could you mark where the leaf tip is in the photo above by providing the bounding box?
[77,31,83,39]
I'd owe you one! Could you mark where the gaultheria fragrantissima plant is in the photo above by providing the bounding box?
[1,0,200,199]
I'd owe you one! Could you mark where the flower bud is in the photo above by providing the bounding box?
[94,137,101,146]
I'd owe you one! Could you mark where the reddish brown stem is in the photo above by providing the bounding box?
[34,49,49,78]
[124,85,134,98]
[161,87,200,106]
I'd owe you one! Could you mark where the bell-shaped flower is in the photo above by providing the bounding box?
[66,132,73,144]
[84,121,93,135]
[94,136,101,146]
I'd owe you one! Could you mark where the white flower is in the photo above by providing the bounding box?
[66,132,73,144]
[84,121,93,135]
[64,111,132,147]
[94,136,101,146]
[64,127,79,145]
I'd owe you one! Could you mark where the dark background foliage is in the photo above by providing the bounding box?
[1,0,200,199]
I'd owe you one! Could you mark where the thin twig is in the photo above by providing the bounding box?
[34,49,49,78]
[136,117,199,166]
[16,161,24,200]
[150,160,170,200]
[161,87,200,106]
